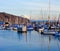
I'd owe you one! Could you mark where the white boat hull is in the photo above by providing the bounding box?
[43,32,56,35]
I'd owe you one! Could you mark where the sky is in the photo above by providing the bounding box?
[0,0,60,20]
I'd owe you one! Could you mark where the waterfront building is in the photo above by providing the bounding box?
[0,12,30,25]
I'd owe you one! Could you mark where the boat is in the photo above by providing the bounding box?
[0,21,5,30]
[27,25,34,31]
[38,25,44,32]
[54,32,60,37]
[17,25,27,33]
[44,25,49,29]
[0,25,4,30]
[38,28,44,33]
[41,29,57,35]
[13,27,17,31]
[27,11,34,31]
[48,25,56,30]
[12,24,19,31]
[34,24,39,31]
[57,26,60,32]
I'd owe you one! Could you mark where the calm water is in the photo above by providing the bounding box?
[0,30,60,51]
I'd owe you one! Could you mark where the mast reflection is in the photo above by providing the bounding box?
[17,32,27,41]
[17,32,23,40]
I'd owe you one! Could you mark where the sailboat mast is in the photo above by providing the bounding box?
[41,8,44,23]
[30,11,31,22]
[41,8,43,21]
[48,0,50,21]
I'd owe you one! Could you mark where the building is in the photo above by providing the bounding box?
[0,12,30,25]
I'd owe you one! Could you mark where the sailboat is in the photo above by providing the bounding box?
[41,0,57,35]
[27,24,34,31]
[27,12,34,31]
[38,9,44,32]
[54,15,60,36]
[17,16,27,33]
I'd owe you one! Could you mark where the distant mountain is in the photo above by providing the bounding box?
[0,12,30,24]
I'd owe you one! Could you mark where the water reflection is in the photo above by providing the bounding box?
[17,32,23,40]
[48,36,51,51]
[17,32,27,42]
[57,37,60,41]
[54,36,60,41]
[54,35,60,51]
[23,32,27,42]
[0,30,60,51]
[28,31,32,41]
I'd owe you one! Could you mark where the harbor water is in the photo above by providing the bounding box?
[0,30,60,51]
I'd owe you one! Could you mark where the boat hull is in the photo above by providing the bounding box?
[27,28,34,31]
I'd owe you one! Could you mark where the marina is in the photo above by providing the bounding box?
[0,0,60,51]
